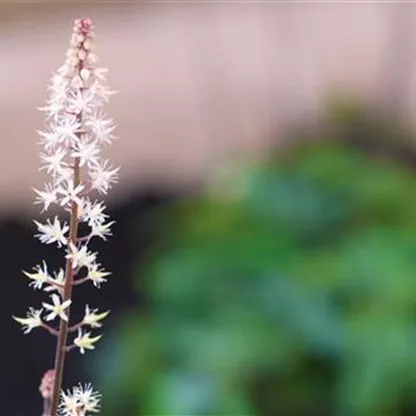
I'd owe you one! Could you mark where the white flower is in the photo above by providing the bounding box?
[34,216,69,247]
[71,140,100,167]
[23,261,50,290]
[56,180,85,207]
[82,305,109,328]
[81,199,108,226]
[67,89,95,114]
[33,183,57,212]
[44,268,65,292]
[85,112,117,145]
[54,166,74,187]
[37,128,61,152]
[90,80,117,104]
[38,100,65,122]
[74,328,102,354]
[67,243,97,269]
[75,383,101,413]
[42,294,71,322]
[54,117,81,147]
[47,71,70,97]
[39,147,68,177]
[93,67,108,82]
[87,264,110,287]
[59,383,101,416]
[13,308,43,334]
[90,220,114,241]
[59,390,79,415]
[89,159,119,194]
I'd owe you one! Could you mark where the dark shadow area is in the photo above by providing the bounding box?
[3,188,180,415]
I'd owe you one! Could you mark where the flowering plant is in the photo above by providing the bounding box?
[14,18,118,416]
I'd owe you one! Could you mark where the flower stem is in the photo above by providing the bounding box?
[42,397,51,416]
[41,323,59,337]
[49,156,81,416]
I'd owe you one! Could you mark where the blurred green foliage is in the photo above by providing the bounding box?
[97,109,416,415]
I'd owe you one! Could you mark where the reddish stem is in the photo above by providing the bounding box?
[72,276,90,286]
[41,323,59,337]
[49,154,81,416]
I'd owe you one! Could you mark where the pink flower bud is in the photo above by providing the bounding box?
[65,48,77,59]
[87,53,97,65]
[80,68,90,81]
[83,39,92,51]
[78,49,87,61]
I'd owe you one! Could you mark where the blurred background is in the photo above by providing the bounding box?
[3,2,416,415]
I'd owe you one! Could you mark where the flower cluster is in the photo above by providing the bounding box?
[59,383,101,416]
[13,18,117,415]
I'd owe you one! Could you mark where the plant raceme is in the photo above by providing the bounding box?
[13,18,118,416]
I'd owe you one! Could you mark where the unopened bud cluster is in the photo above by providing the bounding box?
[14,18,118,415]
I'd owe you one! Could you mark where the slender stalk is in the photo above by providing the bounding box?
[49,156,81,416]
[41,323,59,336]
[42,397,51,416]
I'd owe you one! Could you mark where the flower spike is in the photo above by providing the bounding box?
[14,17,118,415]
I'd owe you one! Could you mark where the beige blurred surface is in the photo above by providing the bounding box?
[0,2,415,214]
